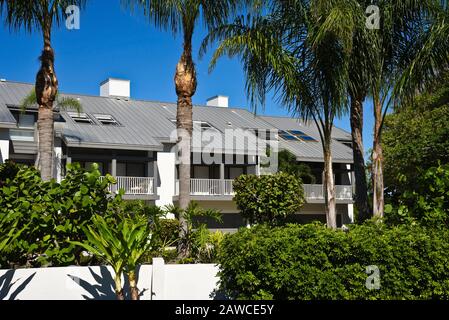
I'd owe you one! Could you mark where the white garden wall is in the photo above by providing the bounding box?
[0,258,220,300]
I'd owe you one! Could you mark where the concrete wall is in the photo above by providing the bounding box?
[0,259,219,300]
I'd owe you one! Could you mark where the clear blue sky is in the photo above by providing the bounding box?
[0,1,374,153]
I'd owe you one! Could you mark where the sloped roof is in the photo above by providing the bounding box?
[0,81,274,152]
[0,80,353,162]
[260,116,353,163]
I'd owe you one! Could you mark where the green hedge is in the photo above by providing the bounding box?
[218,222,449,299]
[233,173,306,225]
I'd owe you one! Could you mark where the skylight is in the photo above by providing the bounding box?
[170,119,217,131]
[68,112,94,124]
[279,130,317,142]
[194,121,215,131]
[94,114,120,126]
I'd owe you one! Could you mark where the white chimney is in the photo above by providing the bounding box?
[100,78,130,98]
[206,95,229,108]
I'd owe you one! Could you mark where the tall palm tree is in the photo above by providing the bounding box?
[0,0,87,181]
[366,0,447,218]
[297,0,448,220]
[202,0,353,229]
[125,0,249,256]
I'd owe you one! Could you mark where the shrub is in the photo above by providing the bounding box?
[165,201,222,263]
[0,163,122,268]
[385,163,449,228]
[218,222,449,299]
[233,173,306,225]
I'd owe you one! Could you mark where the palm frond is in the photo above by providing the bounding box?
[57,96,83,113]
[20,90,37,113]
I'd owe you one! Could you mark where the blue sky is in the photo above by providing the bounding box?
[0,1,374,153]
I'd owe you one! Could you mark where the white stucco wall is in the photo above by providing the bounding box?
[0,129,10,164]
[0,260,220,300]
[0,265,152,300]
[155,152,176,208]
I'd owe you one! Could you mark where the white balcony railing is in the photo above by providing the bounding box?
[176,179,234,196]
[303,184,353,201]
[175,179,352,201]
[102,176,155,195]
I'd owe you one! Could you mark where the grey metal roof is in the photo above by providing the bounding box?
[0,81,21,127]
[260,116,353,163]
[0,81,274,152]
[0,80,353,163]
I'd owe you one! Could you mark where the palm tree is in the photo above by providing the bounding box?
[125,0,248,255]
[202,0,353,229]
[366,0,447,218]
[0,0,87,181]
[292,0,448,220]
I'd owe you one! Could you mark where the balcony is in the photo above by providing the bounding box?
[101,176,157,200]
[303,184,353,203]
[175,179,353,203]
[175,179,234,200]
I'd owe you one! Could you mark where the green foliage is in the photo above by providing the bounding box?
[278,150,316,184]
[218,222,449,300]
[71,213,155,298]
[385,163,449,228]
[0,162,121,268]
[383,82,449,196]
[165,201,223,263]
[192,227,224,264]
[141,217,180,264]
[233,173,305,225]
[0,210,25,254]
[21,89,83,113]
[0,160,21,187]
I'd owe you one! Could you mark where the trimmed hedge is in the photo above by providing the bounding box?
[233,173,306,225]
[218,222,449,299]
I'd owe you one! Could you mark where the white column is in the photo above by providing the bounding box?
[346,163,354,224]
[54,138,63,182]
[219,163,225,180]
[347,204,354,223]
[0,129,10,164]
[155,152,176,209]
[111,158,117,176]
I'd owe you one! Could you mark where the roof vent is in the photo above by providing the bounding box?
[100,78,130,99]
[206,95,229,108]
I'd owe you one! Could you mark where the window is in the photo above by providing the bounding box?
[68,112,94,124]
[94,114,120,126]
[18,114,35,128]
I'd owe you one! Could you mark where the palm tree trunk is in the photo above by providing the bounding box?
[175,29,197,258]
[114,274,125,300]
[128,271,139,300]
[35,21,58,181]
[372,100,384,218]
[350,94,370,222]
[323,131,337,229]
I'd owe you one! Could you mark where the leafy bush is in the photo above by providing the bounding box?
[0,163,121,268]
[165,201,222,263]
[218,222,449,299]
[383,79,449,196]
[385,163,449,228]
[71,213,155,300]
[233,173,306,225]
